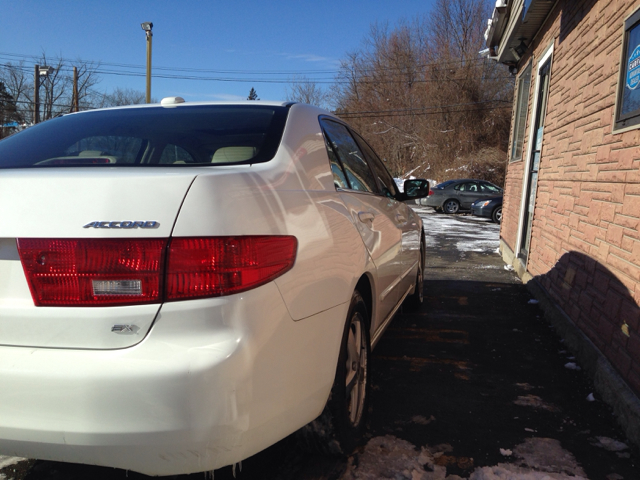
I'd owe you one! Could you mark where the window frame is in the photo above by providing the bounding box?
[510,62,533,162]
[614,7,640,132]
[319,117,380,196]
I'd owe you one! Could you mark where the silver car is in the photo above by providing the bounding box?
[423,179,503,214]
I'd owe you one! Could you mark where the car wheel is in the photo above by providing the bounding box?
[296,290,370,455]
[443,199,460,214]
[492,207,502,224]
[405,235,424,310]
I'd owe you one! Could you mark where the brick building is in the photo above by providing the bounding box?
[485,0,640,444]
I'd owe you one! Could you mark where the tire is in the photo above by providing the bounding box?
[405,235,425,311]
[296,290,370,455]
[443,199,460,214]
[492,206,502,224]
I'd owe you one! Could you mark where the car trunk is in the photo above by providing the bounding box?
[0,168,197,349]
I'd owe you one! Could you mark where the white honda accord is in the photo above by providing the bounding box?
[0,99,428,476]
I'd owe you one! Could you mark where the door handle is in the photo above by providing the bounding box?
[358,212,375,223]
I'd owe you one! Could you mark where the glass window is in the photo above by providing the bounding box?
[455,182,479,192]
[511,62,532,161]
[159,144,196,164]
[480,182,502,193]
[320,119,378,194]
[353,132,398,198]
[0,105,288,168]
[322,135,349,189]
[615,8,640,131]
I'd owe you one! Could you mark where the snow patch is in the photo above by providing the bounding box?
[512,438,587,478]
[527,299,539,305]
[341,436,590,479]
[339,435,444,479]
[564,362,581,371]
[0,456,26,470]
[590,436,628,452]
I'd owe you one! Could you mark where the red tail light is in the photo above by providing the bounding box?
[17,238,166,306]
[17,236,297,307]
[428,189,434,196]
[166,236,297,301]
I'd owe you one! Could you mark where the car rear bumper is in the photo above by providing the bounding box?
[422,195,442,208]
[0,283,347,476]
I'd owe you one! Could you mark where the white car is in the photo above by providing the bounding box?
[0,99,428,476]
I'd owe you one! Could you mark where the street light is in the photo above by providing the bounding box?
[141,22,153,103]
[33,65,54,124]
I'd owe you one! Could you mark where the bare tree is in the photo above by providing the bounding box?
[285,75,331,109]
[100,87,148,107]
[0,54,101,124]
[0,61,32,124]
[332,1,513,184]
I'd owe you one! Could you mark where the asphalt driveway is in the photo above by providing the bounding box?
[2,207,637,480]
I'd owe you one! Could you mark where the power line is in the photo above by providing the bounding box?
[0,51,505,85]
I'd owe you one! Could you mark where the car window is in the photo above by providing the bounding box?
[322,135,349,189]
[353,132,398,198]
[437,180,456,188]
[159,144,196,164]
[480,182,502,193]
[456,182,478,192]
[0,105,289,168]
[320,119,377,194]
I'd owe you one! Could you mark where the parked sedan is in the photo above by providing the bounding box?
[0,99,429,476]
[471,196,503,224]
[423,178,503,214]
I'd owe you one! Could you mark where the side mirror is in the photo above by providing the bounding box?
[403,179,430,199]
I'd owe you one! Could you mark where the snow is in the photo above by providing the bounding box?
[413,207,500,254]
[528,299,539,305]
[340,436,589,479]
[564,362,581,371]
[586,393,595,402]
[0,456,25,470]
[590,436,628,452]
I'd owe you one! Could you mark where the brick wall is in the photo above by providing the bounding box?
[502,0,640,394]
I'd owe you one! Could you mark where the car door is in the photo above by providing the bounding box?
[479,181,503,198]
[455,181,481,209]
[320,118,406,330]
[352,131,421,298]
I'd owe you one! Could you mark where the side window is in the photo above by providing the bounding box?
[511,62,532,161]
[480,182,501,194]
[321,120,378,194]
[456,182,478,192]
[353,132,399,198]
[322,135,349,189]
[159,144,196,164]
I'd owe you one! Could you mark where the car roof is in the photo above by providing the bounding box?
[64,99,309,117]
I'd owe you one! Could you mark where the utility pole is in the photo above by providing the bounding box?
[73,67,79,112]
[33,65,40,124]
[141,22,153,103]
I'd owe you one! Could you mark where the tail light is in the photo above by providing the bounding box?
[428,189,434,196]
[166,236,297,301]
[17,236,297,307]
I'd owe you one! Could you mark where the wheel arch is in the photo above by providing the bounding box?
[354,274,373,332]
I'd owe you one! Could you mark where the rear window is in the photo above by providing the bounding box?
[0,105,289,168]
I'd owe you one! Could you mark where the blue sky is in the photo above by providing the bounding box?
[1,0,436,102]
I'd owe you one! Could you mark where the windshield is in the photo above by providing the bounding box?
[0,105,289,168]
